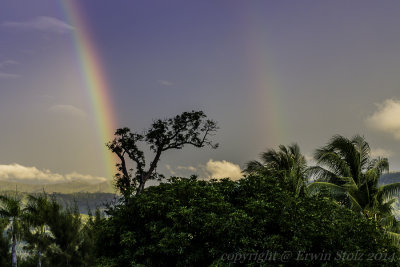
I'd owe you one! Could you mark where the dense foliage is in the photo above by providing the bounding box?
[94,174,400,266]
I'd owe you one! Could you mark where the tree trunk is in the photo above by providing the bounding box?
[37,248,41,267]
[137,181,145,193]
[137,148,163,194]
[11,233,17,267]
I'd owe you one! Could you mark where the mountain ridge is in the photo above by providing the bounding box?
[0,180,115,194]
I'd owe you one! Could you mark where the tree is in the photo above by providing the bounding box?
[0,194,23,267]
[78,208,104,267]
[17,194,95,267]
[308,135,400,242]
[22,194,53,267]
[45,200,83,267]
[107,110,218,196]
[0,217,11,266]
[244,143,308,197]
[95,174,400,266]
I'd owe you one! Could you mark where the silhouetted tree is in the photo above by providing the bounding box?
[107,110,218,196]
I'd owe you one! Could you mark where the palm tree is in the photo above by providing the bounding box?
[308,135,400,242]
[0,194,23,267]
[244,143,308,196]
[23,194,53,267]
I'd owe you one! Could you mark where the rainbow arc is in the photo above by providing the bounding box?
[61,0,117,179]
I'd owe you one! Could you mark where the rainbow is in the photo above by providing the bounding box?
[60,0,117,179]
[237,4,288,146]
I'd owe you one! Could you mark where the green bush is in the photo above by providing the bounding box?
[95,174,400,266]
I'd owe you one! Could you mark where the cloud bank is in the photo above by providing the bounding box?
[0,163,107,184]
[204,159,242,180]
[366,99,400,139]
[3,16,74,34]
[166,159,242,180]
[177,165,197,172]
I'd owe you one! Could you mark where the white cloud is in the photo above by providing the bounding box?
[165,164,176,175]
[49,104,87,118]
[158,80,174,86]
[0,72,19,79]
[370,148,393,158]
[65,172,107,184]
[165,160,242,180]
[0,163,107,184]
[205,159,242,180]
[177,165,197,172]
[0,60,18,68]
[165,164,196,177]
[366,99,400,139]
[3,16,74,34]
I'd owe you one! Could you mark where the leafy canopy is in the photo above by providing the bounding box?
[107,110,218,197]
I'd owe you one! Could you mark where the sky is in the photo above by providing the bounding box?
[2,0,400,185]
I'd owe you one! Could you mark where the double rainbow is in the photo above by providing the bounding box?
[61,0,117,179]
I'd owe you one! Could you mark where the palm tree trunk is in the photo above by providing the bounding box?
[37,248,41,267]
[37,226,44,267]
[11,233,17,267]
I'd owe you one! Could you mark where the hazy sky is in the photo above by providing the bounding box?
[2,0,400,184]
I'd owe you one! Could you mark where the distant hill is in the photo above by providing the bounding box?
[379,172,400,220]
[0,180,118,214]
[379,172,400,185]
[50,192,119,214]
[0,180,115,194]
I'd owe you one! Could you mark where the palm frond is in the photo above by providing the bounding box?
[339,176,359,192]
[308,166,339,183]
[385,231,400,247]
[351,135,370,171]
[314,150,352,178]
[379,212,396,228]
[326,135,364,184]
[370,157,389,176]
[380,182,400,200]
[307,181,363,212]
[243,160,265,174]
[307,181,347,195]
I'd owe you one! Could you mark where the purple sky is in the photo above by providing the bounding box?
[1,0,400,184]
